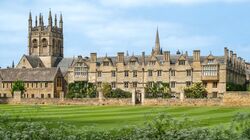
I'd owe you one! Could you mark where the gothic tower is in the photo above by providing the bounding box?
[28,10,63,67]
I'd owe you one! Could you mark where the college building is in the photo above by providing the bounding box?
[0,11,249,98]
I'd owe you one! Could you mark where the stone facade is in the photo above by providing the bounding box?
[2,10,248,99]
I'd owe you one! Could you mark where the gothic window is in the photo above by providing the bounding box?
[32,39,38,48]
[149,61,156,65]
[97,71,102,77]
[208,59,214,64]
[147,82,153,87]
[41,38,48,47]
[213,82,218,88]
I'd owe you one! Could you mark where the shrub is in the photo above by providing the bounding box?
[227,82,246,91]
[11,80,25,95]
[184,82,207,98]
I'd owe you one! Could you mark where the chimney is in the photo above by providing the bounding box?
[163,51,170,62]
[90,53,97,62]
[193,50,200,62]
[117,52,124,63]
[224,47,229,64]
[230,51,233,62]
[142,52,145,64]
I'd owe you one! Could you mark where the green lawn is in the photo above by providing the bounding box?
[0,105,249,130]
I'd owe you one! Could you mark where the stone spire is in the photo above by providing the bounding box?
[153,27,161,55]
[35,16,38,27]
[54,14,57,27]
[59,13,63,31]
[39,13,42,26]
[28,11,32,31]
[48,10,52,30]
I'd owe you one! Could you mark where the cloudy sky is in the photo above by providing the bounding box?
[0,0,250,67]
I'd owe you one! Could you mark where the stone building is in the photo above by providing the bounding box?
[5,10,248,98]
[0,68,63,98]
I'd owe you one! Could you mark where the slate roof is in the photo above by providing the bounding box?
[24,55,45,68]
[0,68,59,82]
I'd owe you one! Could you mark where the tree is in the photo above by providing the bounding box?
[184,82,207,98]
[145,82,171,98]
[11,80,25,95]
[101,82,112,98]
[66,81,97,98]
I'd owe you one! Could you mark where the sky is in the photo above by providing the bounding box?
[0,0,250,67]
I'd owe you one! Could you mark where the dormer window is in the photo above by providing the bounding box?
[179,60,185,65]
[103,62,109,66]
[208,59,214,64]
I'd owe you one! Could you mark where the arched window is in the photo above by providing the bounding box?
[32,39,38,48]
[41,38,47,48]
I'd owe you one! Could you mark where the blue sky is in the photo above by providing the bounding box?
[0,0,250,67]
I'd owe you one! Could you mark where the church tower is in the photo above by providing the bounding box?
[28,10,63,67]
[152,28,162,55]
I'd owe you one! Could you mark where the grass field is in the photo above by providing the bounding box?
[0,105,250,130]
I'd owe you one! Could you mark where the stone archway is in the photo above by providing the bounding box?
[135,90,142,104]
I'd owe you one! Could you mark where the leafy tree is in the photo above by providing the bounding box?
[66,81,97,98]
[101,82,112,98]
[104,88,132,98]
[184,82,207,98]
[11,80,25,95]
[145,82,171,98]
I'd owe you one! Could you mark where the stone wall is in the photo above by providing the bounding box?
[223,92,250,106]
[0,98,131,106]
[143,98,222,106]
[1,91,250,106]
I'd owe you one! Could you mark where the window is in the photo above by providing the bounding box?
[212,92,218,98]
[41,94,44,98]
[3,94,6,98]
[103,62,109,66]
[157,70,162,76]
[31,94,35,98]
[41,38,47,47]
[74,63,88,77]
[111,71,116,77]
[170,82,176,88]
[147,82,153,88]
[213,82,218,88]
[48,94,51,98]
[111,82,116,88]
[97,71,102,77]
[149,61,156,65]
[179,60,185,65]
[57,78,62,87]
[124,71,129,77]
[130,61,136,65]
[2,83,4,88]
[148,70,153,76]
[45,82,48,88]
[170,70,175,76]
[97,82,102,88]
[32,39,38,48]
[133,71,137,77]
[208,59,214,64]
[35,82,38,88]
[202,65,218,76]
[186,81,192,87]
[124,82,129,88]
[40,82,42,88]
[0,93,1,97]
[132,82,137,88]
[187,70,192,76]
[203,82,207,88]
